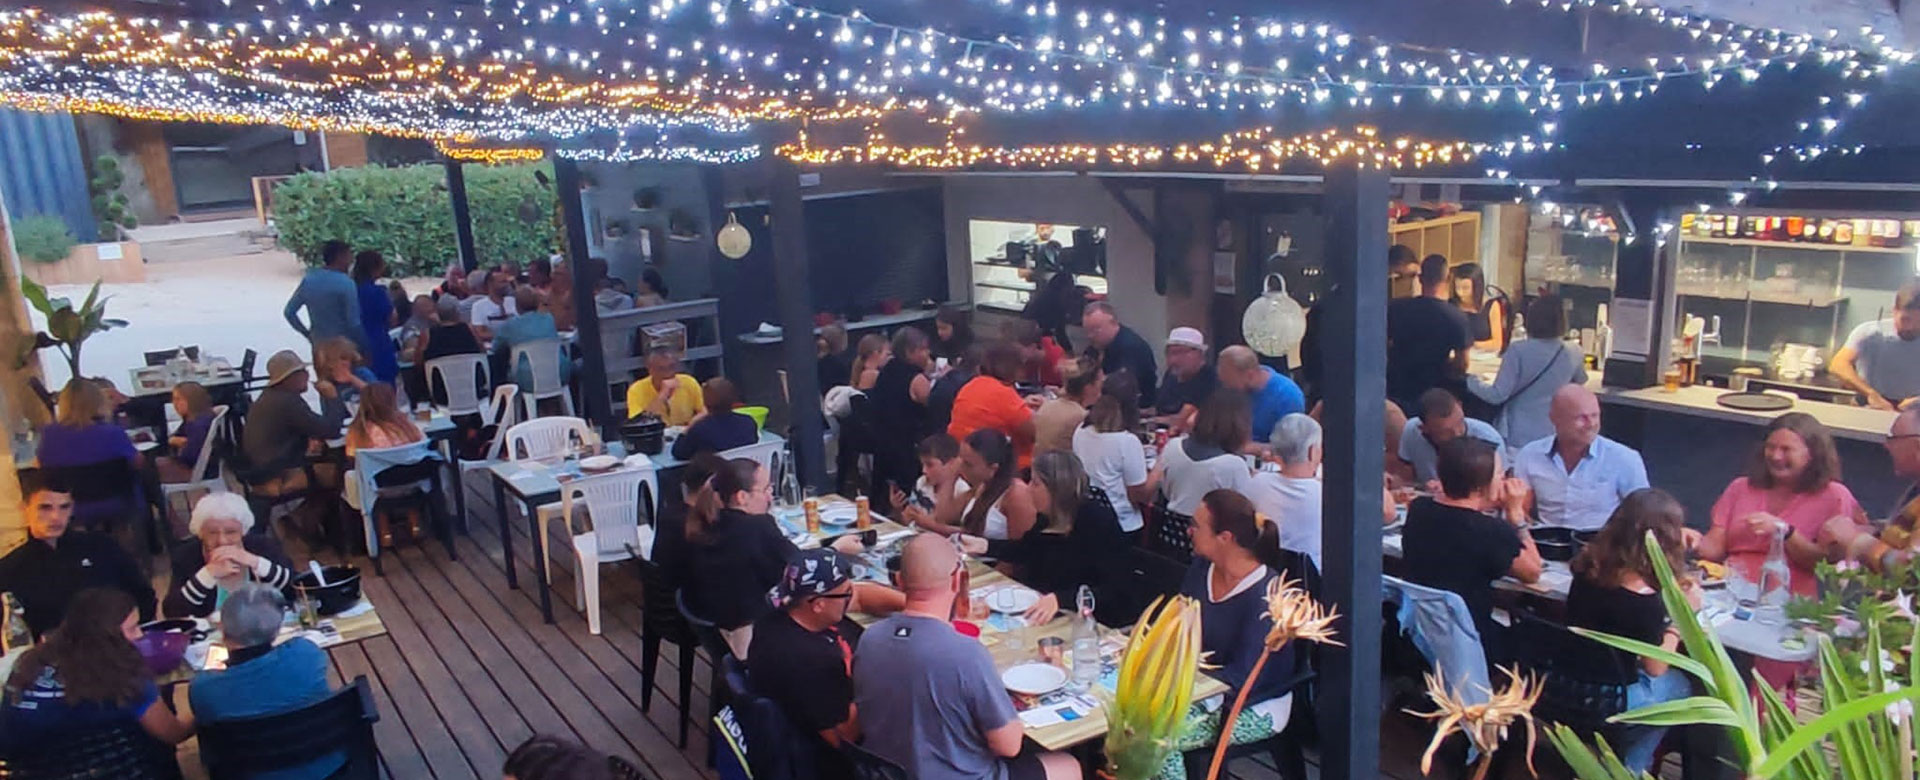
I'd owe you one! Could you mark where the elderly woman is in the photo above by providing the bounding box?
[162,493,295,618]
[189,583,341,779]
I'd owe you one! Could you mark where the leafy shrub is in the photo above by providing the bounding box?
[89,155,137,239]
[12,215,77,264]
[271,162,557,276]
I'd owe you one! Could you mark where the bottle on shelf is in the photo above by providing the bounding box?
[1834,219,1854,245]
[1786,216,1806,240]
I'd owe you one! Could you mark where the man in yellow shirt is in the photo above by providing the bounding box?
[627,347,706,425]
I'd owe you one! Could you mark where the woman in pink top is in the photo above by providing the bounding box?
[1695,413,1860,597]
[345,383,426,545]
[1695,412,1862,699]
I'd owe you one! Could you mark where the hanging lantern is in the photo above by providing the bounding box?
[1243,273,1306,358]
[716,211,752,259]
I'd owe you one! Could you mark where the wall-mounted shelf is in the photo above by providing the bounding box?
[1680,235,1915,255]
[975,280,1037,293]
[1676,288,1847,308]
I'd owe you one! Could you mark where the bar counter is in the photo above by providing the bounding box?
[1597,383,1905,526]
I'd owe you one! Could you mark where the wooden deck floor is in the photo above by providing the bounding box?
[184,471,1598,780]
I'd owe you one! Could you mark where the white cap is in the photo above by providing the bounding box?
[1167,327,1207,351]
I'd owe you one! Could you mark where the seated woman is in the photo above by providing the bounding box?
[312,336,376,404]
[1400,437,1542,661]
[1566,488,1702,774]
[1031,358,1101,457]
[1154,490,1299,780]
[344,383,427,546]
[1157,390,1255,517]
[957,450,1126,623]
[682,458,864,659]
[850,333,891,392]
[947,341,1039,470]
[1693,412,1860,695]
[670,378,758,460]
[163,493,295,618]
[1073,372,1156,541]
[923,429,1036,540]
[37,379,143,532]
[1,588,195,775]
[156,381,216,486]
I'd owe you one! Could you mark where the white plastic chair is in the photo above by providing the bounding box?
[558,468,657,634]
[426,354,491,417]
[720,436,781,472]
[451,385,520,523]
[161,405,231,520]
[509,338,575,420]
[504,416,601,582]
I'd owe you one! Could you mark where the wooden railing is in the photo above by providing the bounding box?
[250,175,296,225]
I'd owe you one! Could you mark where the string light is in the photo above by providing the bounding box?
[779,124,1512,172]
[433,142,547,164]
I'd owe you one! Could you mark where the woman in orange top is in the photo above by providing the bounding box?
[947,341,1040,469]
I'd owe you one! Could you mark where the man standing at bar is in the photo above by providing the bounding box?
[1081,302,1159,410]
[1830,276,1920,411]
[1385,254,1470,414]
[1509,385,1649,531]
[283,239,365,350]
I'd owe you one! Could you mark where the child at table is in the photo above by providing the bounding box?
[1566,488,1703,773]
[157,381,216,486]
[344,383,425,546]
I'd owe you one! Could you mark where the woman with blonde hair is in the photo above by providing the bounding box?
[956,450,1126,624]
[344,383,426,545]
[313,336,376,403]
[851,332,891,391]
[37,378,141,474]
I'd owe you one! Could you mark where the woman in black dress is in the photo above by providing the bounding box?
[869,327,935,497]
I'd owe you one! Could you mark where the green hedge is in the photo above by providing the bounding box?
[272,162,557,276]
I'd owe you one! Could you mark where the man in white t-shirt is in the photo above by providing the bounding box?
[467,268,519,339]
[1830,277,1920,410]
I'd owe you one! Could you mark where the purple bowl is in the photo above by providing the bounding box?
[134,627,191,677]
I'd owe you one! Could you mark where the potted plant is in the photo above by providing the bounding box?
[1546,531,1920,779]
[1102,596,1203,780]
[12,277,128,379]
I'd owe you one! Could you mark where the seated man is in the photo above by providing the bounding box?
[189,583,343,780]
[853,534,1078,780]
[492,285,572,391]
[626,347,705,425]
[1154,327,1218,434]
[1511,385,1648,531]
[1397,388,1505,485]
[1401,438,1541,660]
[0,475,155,638]
[240,350,347,495]
[670,378,759,459]
[1217,346,1304,446]
[749,549,903,778]
[1250,414,1397,570]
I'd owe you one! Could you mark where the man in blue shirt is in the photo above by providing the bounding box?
[190,583,342,780]
[1218,345,1304,445]
[1397,388,1506,484]
[491,286,572,390]
[284,240,365,350]
[1510,385,1649,531]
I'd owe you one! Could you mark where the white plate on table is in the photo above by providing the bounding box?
[987,587,1040,615]
[817,507,858,528]
[1002,662,1068,696]
[580,455,620,472]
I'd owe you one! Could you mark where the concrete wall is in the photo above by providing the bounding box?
[941,175,1170,352]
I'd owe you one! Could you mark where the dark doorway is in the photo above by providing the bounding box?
[162,122,306,212]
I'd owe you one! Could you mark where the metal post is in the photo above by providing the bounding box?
[552,156,614,434]
[444,159,479,272]
[769,157,829,491]
[1318,163,1388,780]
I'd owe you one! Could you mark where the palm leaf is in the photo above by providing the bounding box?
[1570,627,1712,684]
[1607,696,1746,728]
[1751,685,1920,778]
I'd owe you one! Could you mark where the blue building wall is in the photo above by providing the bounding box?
[0,108,96,242]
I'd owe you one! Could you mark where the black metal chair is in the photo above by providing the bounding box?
[1507,610,1635,733]
[1146,500,1195,562]
[363,452,458,574]
[0,719,184,780]
[1180,641,1318,780]
[197,676,381,780]
[842,741,909,780]
[675,589,732,751]
[625,512,707,750]
[722,655,818,780]
[1107,545,1188,625]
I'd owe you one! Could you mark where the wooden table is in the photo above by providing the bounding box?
[154,599,389,687]
[850,550,1230,751]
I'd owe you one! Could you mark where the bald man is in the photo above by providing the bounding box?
[852,535,1079,780]
[1818,406,1920,572]
[1509,385,1649,531]
[1216,345,1305,444]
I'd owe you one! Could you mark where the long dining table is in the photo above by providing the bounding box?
[838,515,1230,753]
